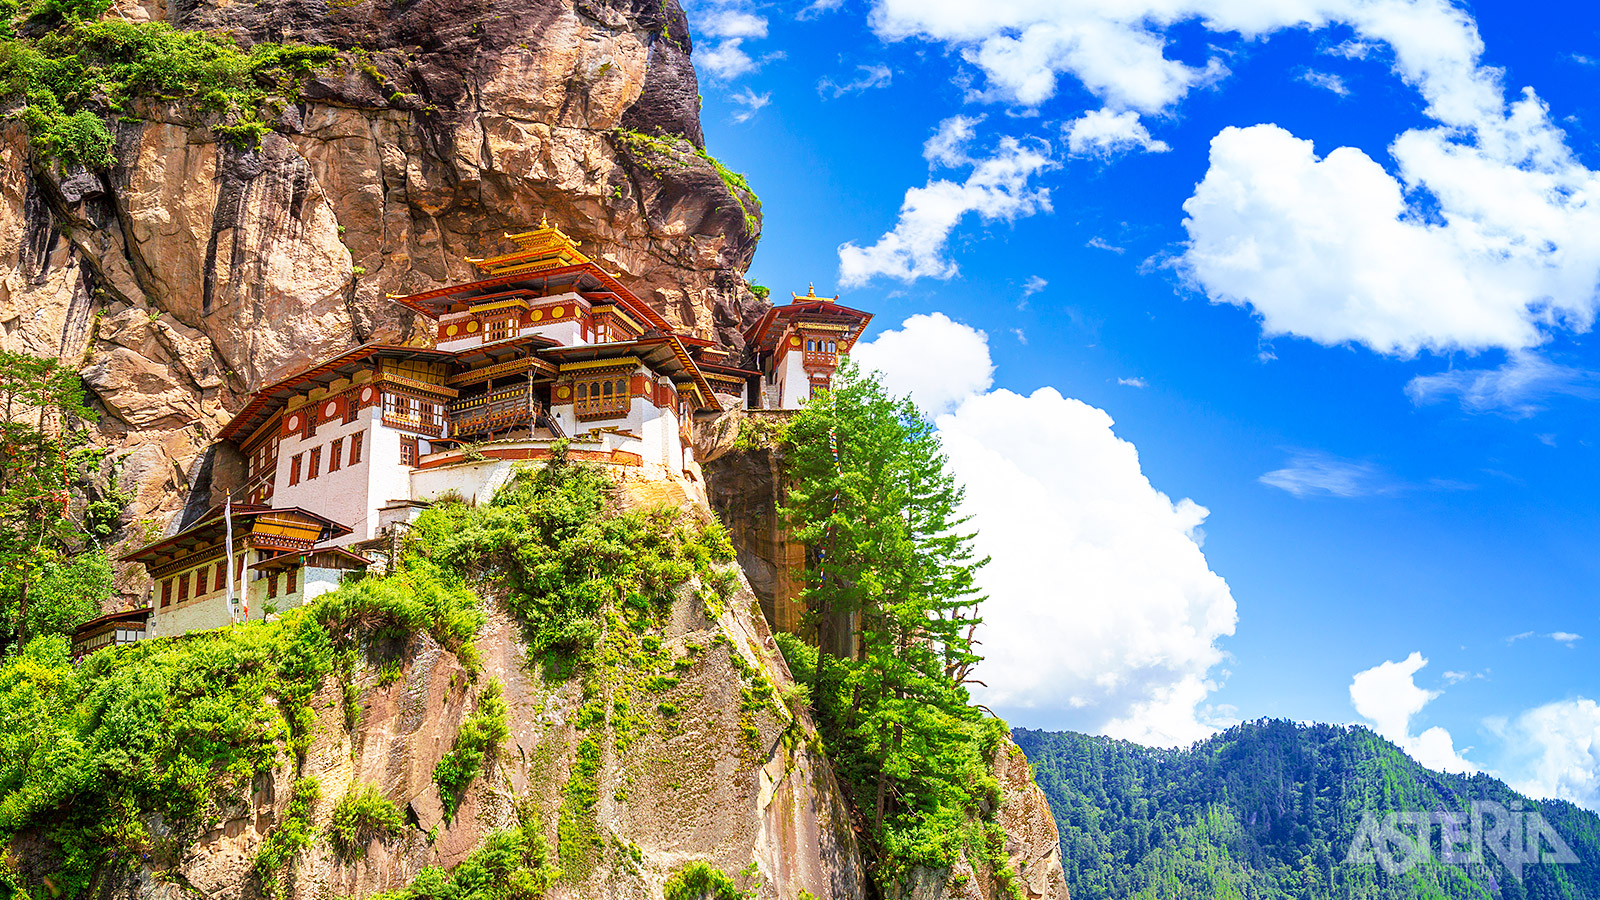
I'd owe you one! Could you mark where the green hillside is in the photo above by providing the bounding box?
[1015,720,1600,899]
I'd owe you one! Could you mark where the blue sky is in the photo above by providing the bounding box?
[683,0,1600,807]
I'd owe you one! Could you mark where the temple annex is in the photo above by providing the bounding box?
[109,219,872,651]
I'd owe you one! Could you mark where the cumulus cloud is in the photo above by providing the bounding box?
[861,0,1600,359]
[1066,109,1171,157]
[851,313,994,415]
[1259,452,1392,499]
[854,315,1239,746]
[1496,698,1600,810]
[819,64,893,98]
[695,7,768,80]
[1350,653,1478,774]
[839,118,1051,285]
[1405,354,1600,416]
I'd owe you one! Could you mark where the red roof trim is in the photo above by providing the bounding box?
[392,263,673,333]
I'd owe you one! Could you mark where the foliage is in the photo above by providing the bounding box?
[748,284,770,302]
[662,861,744,900]
[775,362,1006,886]
[611,129,758,231]
[372,816,556,900]
[0,352,110,655]
[0,0,335,167]
[434,680,510,818]
[0,555,481,897]
[253,777,320,889]
[732,413,784,452]
[1016,721,1600,900]
[328,782,406,861]
[408,443,733,679]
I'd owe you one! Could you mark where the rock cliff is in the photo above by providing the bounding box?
[0,0,766,537]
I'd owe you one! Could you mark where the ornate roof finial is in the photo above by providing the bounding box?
[540,212,550,229]
[792,283,837,303]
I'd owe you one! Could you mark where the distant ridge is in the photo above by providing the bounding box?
[1016,719,1600,899]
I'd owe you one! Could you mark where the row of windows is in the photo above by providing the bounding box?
[288,430,364,486]
[159,556,245,609]
[264,568,298,599]
[805,339,838,353]
[382,394,445,428]
[574,376,630,418]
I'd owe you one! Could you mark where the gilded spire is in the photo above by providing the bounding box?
[468,215,591,275]
[792,283,837,303]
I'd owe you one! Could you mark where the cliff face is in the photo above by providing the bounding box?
[0,0,766,535]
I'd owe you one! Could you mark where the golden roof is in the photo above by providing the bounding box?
[792,283,837,303]
[468,215,592,275]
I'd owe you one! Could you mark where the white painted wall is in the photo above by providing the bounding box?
[777,349,810,409]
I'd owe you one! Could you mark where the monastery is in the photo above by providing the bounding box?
[104,219,872,652]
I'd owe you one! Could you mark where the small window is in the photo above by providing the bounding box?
[214,562,226,593]
[177,572,190,605]
[287,568,297,594]
[350,430,364,465]
[575,376,630,419]
[308,447,322,480]
[344,394,359,424]
[267,572,278,599]
[486,317,515,343]
[828,341,837,352]
[401,437,418,467]
[806,340,815,351]
[329,438,343,473]
[306,408,318,439]
[161,579,172,608]
[289,454,303,486]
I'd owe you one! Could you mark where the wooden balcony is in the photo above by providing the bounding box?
[803,350,838,368]
[449,386,537,437]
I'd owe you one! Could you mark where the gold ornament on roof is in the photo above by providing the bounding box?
[792,283,838,303]
[467,215,592,275]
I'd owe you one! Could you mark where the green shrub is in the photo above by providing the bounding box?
[328,782,406,861]
[0,0,336,167]
[253,777,320,889]
[662,861,744,900]
[433,680,509,817]
[370,818,554,900]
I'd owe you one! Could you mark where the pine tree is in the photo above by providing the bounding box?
[777,362,1000,876]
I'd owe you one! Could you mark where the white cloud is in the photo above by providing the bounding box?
[1350,652,1478,774]
[1117,376,1147,388]
[1298,69,1349,95]
[1087,236,1124,253]
[1405,353,1600,416]
[1508,631,1583,647]
[839,118,1052,286]
[1498,698,1600,810]
[819,64,894,98]
[797,0,842,20]
[1066,109,1171,157]
[856,316,1238,747]
[1259,452,1390,499]
[851,313,994,415]
[861,0,1600,359]
[693,7,768,80]
[729,87,771,123]
[1012,328,1027,345]
[1021,275,1048,296]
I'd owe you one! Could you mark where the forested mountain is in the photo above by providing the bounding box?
[1016,721,1600,899]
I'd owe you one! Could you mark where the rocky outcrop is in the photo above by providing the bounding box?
[0,0,768,538]
[107,558,865,899]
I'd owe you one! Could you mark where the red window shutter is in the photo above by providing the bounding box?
[268,573,278,599]
[287,567,297,594]
[215,562,226,592]
[161,579,172,608]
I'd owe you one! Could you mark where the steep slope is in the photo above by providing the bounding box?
[1017,721,1600,899]
[0,0,767,536]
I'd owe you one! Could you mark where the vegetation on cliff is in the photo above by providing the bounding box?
[0,353,117,656]
[0,0,334,167]
[1017,721,1600,899]
[775,363,1020,893]
[0,445,744,897]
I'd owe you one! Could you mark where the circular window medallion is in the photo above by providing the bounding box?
[789,336,802,347]
[466,321,479,333]
[324,401,337,418]
[551,306,565,318]
[287,414,300,431]
[360,386,374,403]
[530,309,544,322]
[446,323,458,337]
[556,386,571,400]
